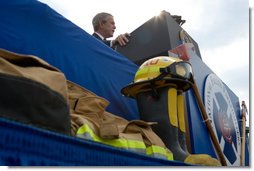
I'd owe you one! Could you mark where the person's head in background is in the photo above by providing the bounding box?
[92,12,116,39]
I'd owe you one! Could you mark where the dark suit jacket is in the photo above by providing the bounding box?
[92,33,111,47]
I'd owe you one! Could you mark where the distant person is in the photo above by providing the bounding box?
[92,12,130,49]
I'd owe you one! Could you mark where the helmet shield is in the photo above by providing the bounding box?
[160,61,193,80]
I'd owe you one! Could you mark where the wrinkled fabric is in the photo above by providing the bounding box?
[0,0,139,120]
[68,81,168,148]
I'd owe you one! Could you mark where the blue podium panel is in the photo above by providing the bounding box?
[0,118,190,166]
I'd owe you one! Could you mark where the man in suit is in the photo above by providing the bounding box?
[92,12,130,49]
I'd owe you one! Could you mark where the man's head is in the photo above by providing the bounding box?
[92,12,116,38]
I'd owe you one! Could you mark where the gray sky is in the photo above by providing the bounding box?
[38,0,250,123]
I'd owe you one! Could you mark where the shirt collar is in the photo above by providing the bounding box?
[95,32,105,40]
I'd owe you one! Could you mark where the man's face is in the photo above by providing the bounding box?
[100,16,116,38]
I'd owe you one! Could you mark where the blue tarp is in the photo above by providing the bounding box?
[0,117,191,166]
[0,0,139,120]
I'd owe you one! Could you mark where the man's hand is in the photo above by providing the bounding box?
[112,33,130,47]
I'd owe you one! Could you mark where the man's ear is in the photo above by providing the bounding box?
[99,21,104,28]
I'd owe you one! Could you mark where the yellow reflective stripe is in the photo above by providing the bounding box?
[77,124,174,160]
[146,145,174,160]
[177,93,186,132]
[135,67,148,82]
[146,145,166,155]
[77,124,146,149]
[135,66,161,82]
[167,88,178,127]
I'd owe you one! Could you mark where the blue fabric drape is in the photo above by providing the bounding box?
[0,118,191,166]
[0,0,139,120]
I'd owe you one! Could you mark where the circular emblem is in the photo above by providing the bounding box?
[204,73,241,166]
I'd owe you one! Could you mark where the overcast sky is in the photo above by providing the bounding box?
[38,0,250,123]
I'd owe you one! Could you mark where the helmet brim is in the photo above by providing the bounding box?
[121,77,193,98]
